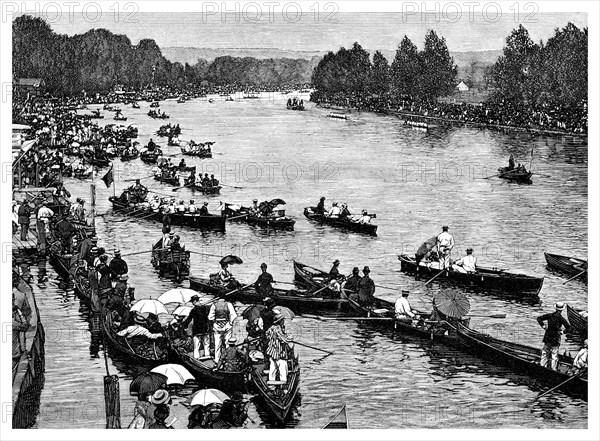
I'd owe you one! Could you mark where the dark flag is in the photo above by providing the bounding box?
[101,166,114,188]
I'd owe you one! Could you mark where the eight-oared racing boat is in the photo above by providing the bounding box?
[109,196,227,232]
[303,206,377,236]
[398,254,544,298]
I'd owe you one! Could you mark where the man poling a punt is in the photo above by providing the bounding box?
[436,226,455,269]
[537,302,571,371]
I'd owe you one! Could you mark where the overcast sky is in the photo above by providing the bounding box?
[38,10,587,53]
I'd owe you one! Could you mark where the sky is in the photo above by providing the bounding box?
[27,8,587,53]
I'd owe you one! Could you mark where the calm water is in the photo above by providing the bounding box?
[29,93,587,429]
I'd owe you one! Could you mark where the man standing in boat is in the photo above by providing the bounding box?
[436,226,454,269]
[343,267,362,299]
[329,260,341,280]
[182,295,211,360]
[208,298,238,363]
[316,197,326,214]
[536,302,571,371]
[358,266,375,308]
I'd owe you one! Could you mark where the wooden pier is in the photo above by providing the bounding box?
[12,221,41,254]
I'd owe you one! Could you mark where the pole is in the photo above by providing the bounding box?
[112,165,116,198]
[90,183,96,227]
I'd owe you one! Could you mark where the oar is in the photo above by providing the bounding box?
[291,340,333,355]
[466,313,506,319]
[199,283,253,305]
[220,183,244,190]
[188,250,227,259]
[562,269,587,284]
[123,174,155,182]
[535,369,587,400]
[227,213,249,221]
[424,269,446,286]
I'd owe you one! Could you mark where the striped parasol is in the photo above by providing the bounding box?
[434,291,470,318]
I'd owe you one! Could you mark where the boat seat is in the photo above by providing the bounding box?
[267,380,287,386]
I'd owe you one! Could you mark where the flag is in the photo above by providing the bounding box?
[101,166,114,188]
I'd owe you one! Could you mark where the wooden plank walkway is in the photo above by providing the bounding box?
[12,222,39,253]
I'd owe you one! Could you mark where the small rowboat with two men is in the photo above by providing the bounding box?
[398,254,544,299]
[189,277,348,313]
[303,207,377,236]
[497,166,533,184]
[223,201,296,230]
[544,252,587,283]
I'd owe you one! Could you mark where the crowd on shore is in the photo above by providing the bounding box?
[311,90,588,135]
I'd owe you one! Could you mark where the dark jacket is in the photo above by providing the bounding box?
[344,274,361,293]
[109,257,128,276]
[537,311,570,346]
[182,304,211,335]
[254,272,273,295]
[18,204,31,225]
[358,275,375,306]
[260,308,277,332]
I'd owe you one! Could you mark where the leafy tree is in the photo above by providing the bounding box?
[390,36,421,99]
[370,50,390,96]
[419,30,457,101]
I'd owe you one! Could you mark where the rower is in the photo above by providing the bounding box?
[329,259,341,280]
[343,267,361,298]
[254,263,274,296]
[357,210,371,224]
[170,235,183,252]
[571,339,588,374]
[508,154,515,170]
[339,203,351,218]
[328,202,341,218]
[186,170,196,186]
[176,200,186,213]
[250,199,259,215]
[202,173,212,187]
[199,202,210,215]
[395,290,418,320]
[164,231,175,248]
[316,197,326,214]
[188,200,197,213]
[452,247,477,273]
[179,158,186,169]
[211,174,219,187]
[436,226,454,270]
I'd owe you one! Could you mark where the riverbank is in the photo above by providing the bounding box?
[12,274,46,429]
[315,103,587,139]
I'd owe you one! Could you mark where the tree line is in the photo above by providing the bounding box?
[12,15,314,94]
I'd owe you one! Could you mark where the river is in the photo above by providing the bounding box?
[27,92,587,429]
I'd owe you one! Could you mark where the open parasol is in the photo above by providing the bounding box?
[172,305,193,317]
[186,389,229,407]
[416,236,439,260]
[242,304,295,323]
[151,364,194,386]
[130,299,169,315]
[157,288,198,305]
[130,371,168,396]
[434,291,470,318]
[220,255,243,265]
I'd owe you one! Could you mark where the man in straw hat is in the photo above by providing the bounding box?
[216,337,247,372]
[109,249,128,278]
[266,313,293,386]
[452,247,477,273]
[537,302,571,370]
[182,295,211,359]
[436,225,454,270]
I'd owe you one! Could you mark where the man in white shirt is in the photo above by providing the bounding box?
[357,209,371,224]
[452,248,477,273]
[37,202,55,235]
[188,200,197,213]
[164,231,175,248]
[436,226,454,269]
[328,202,341,217]
[208,298,238,363]
[395,290,418,320]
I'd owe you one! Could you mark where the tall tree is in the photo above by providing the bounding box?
[390,36,421,99]
[419,30,457,101]
[370,50,390,96]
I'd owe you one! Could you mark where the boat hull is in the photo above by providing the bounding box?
[304,207,377,236]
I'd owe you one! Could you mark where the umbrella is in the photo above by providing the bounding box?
[130,371,168,396]
[242,304,295,323]
[172,305,193,317]
[434,291,470,318]
[130,299,169,315]
[151,364,194,386]
[268,198,286,206]
[157,288,198,305]
[220,255,243,265]
[416,236,439,260]
[186,389,229,407]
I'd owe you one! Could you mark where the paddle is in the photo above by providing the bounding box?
[562,269,587,284]
[535,369,587,400]
[424,269,446,286]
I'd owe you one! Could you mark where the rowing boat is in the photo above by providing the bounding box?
[187,184,222,195]
[100,305,169,365]
[398,254,544,298]
[82,151,110,168]
[180,146,213,158]
[544,252,587,282]
[497,166,533,184]
[167,342,248,393]
[223,203,296,230]
[322,404,348,429]
[566,305,588,336]
[189,277,347,313]
[109,197,227,232]
[154,174,180,186]
[248,352,300,425]
[454,324,587,400]
[151,239,191,279]
[303,207,377,236]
